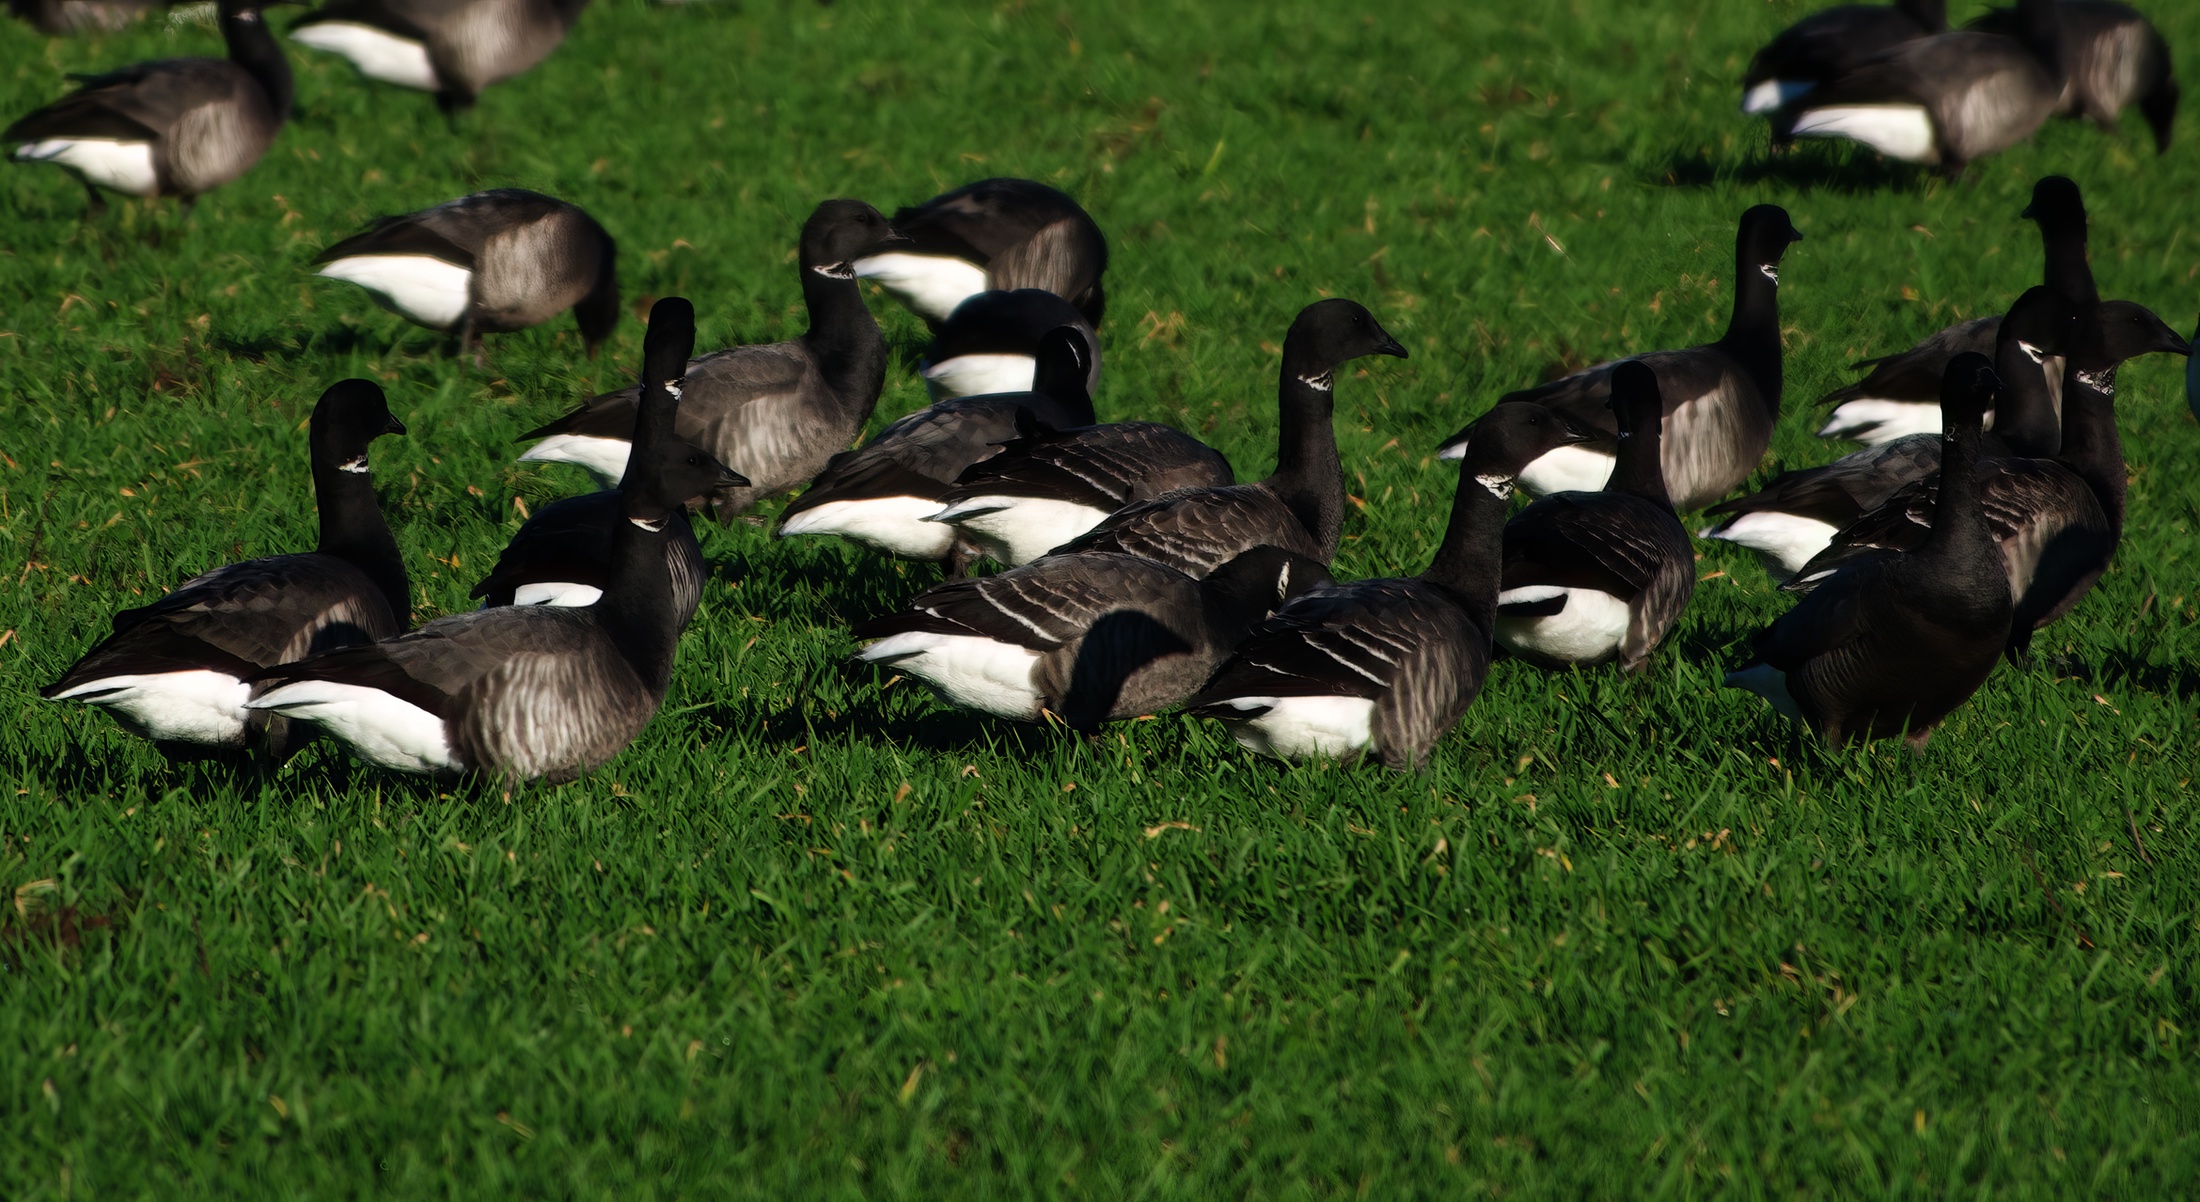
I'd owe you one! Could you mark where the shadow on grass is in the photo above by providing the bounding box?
[1648,144,1933,196]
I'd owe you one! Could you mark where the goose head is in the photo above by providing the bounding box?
[1282,298,1407,390]
[1736,204,1804,283]
[2020,176,2086,238]
[624,439,747,531]
[1605,359,1665,441]
[1448,402,1598,498]
[1202,546,1335,626]
[1938,353,2000,435]
[1030,324,1097,404]
[312,378,406,474]
[801,199,906,279]
[2087,302,2190,367]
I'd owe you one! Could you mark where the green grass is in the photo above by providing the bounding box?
[4,0,2199,1194]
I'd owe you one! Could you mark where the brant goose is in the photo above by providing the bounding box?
[1741,0,1947,114]
[42,379,408,757]
[1437,205,1803,511]
[289,0,587,119]
[854,178,1108,329]
[1819,176,2094,444]
[247,311,743,781]
[1494,363,1696,673]
[2188,313,2199,422]
[6,0,293,215]
[518,199,902,523]
[1048,299,1406,577]
[919,288,1103,401]
[1725,355,2012,749]
[853,545,1330,733]
[1188,403,1593,770]
[9,0,161,33]
[777,324,1097,567]
[1706,285,2075,579]
[313,189,618,359]
[1970,0,2177,152]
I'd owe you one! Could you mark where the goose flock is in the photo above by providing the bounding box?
[17,0,2195,781]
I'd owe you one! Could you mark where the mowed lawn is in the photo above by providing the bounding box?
[4,0,2199,1194]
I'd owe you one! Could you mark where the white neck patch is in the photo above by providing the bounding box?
[2017,340,2045,365]
[663,379,683,400]
[812,262,856,280]
[628,515,668,532]
[1297,371,1333,393]
[337,455,370,474]
[1758,263,1779,284]
[2074,367,2115,396]
[1475,473,1515,500]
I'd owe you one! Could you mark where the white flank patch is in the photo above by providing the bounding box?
[1723,663,1803,722]
[1788,105,1937,163]
[1741,78,1816,114]
[247,680,460,774]
[1816,398,1940,445]
[316,254,473,329]
[1211,695,1377,762]
[518,434,632,489]
[1515,443,1617,498]
[852,252,991,325]
[857,632,1044,720]
[922,353,1036,401]
[1435,436,1467,462]
[49,670,250,746]
[779,496,955,559]
[509,582,602,607]
[289,22,441,90]
[1495,586,1630,665]
[1699,511,1840,580]
[14,139,158,196]
[931,495,1112,566]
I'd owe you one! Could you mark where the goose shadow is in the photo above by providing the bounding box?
[1648,144,1932,196]
[2044,651,2198,703]
[703,544,964,627]
[701,675,1067,759]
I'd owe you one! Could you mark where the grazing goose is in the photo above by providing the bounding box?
[246,317,743,781]
[41,380,407,757]
[518,199,902,523]
[6,0,294,216]
[470,299,745,623]
[1188,404,1593,771]
[289,0,587,118]
[2188,313,2199,423]
[1725,355,2012,749]
[1788,302,2188,658]
[1048,299,1406,577]
[853,545,1329,733]
[919,288,1103,401]
[1705,285,2075,580]
[313,189,618,358]
[854,178,1108,329]
[1773,0,2064,176]
[1741,0,1947,114]
[9,0,162,34]
[1436,205,1804,511]
[1494,363,1695,673]
[1818,176,2094,445]
[1971,0,2177,152]
[777,324,1096,567]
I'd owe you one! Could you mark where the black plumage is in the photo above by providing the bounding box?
[918,288,1103,401]
[1970,0,2177,152]
[855,177,1108,329]
[289,0,588,118]
[1740,0,1947,114]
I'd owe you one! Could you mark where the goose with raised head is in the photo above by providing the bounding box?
[918,288,1102,401]
[1437,205,1803,511]
[42,380,407,757]
[1970,0,2177,152]
[1189,404,1594,771]
[854,178,1108,329]
[289,0,587,119]
[1741,0,1947,114]
[517,200,902,523]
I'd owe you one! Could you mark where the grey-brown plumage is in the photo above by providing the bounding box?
[918,288,1103,401]
[9,0,162,34]
[289,0,587,117]
[1741,0,1947,113]
[855,178,1108,329]
[1971,0,2177,152]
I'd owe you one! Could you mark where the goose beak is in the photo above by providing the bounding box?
[720,465,752,488]
[2161,332,2193,357]
[1556,413,1600,442]
[870,224,915,252]
[1375,334,1409,359]
[385,416,407,436]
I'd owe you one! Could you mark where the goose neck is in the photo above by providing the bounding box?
[311,458,408,623]
[1266,366,1344,557]
[1719,257,1784,416]
[2039,224,2097,307]
[798,265,886,419]
[223,11,294,119]
[1422,475,1509,628]
[1920,419,1996,566]
[592,512,685,696]
[2054,372,2127,530]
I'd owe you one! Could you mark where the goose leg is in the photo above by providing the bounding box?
[946,541,983,579]
[80,181,106,220]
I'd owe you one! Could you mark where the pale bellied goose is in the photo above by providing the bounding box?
[247,313,743,782]
[313,188,618,358]
[470,299,745,622]
[1437,205,1803,511]
[42,379,407,757]
[289,0,586,118]
[1773,0,2064,176]
[853,545,1329,733]
[7,0,294,215]
[1188,404,1594,771]
[9,0,162,34]
[1049,299,1407,577]
[1706,284,2075,580]
[919,288,1103,401]
[854,178,1108,329]
[1741,0,1947,114]
[1495,363,1696,673]
[517,199,901,523]
[1818,176,2094,445]
[777,324,1096,566]
[1726,355,2011,749]
[1971,1,2177,152]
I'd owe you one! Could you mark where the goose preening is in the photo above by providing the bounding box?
[1437,204,1803,511]
[6,0,293,216]
[9,0,162,34]
[41,379,408,757]
[1726,356,2012,749]
[1494,363,1695,673]
[1970,0,2177,153]
[1772,0,2064,176]
[313,189,618,358]
[247,309,744,782]
[1706,285,2075,580]
[1049,299,1406,577]
[518,199,901,522]
[1818,176,2093,445]
[289,0,587,118]
[919,288,1103,401]
[852,545,1330,733]
[854,178,1108,329]
[1188,404,1594,770]
[777,325,1096,566]
[1741,0,1947,114]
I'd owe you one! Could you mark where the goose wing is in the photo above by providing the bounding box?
[939,420,1233,511]
[855,551,1181,652]
[523,342,814,477]
[1785,458,2099,600]
[786,397,1030,516]
[1505,492,1694,667]
[1054,484,1320,577]
[891,179,1091,263]
[6,57,249,142]
[1703,434,1944,527]
[250,605,588,718]
[1821,316,1999,406]
[471,491,705,626]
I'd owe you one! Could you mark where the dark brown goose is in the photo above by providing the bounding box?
[9,0,162,34]
[917,288,1103,401]
[289,0,587,118]
[42,380,407,757]
[854,177,1108,329]
[1741,0,1947,114]
[1970,0,2177,152]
